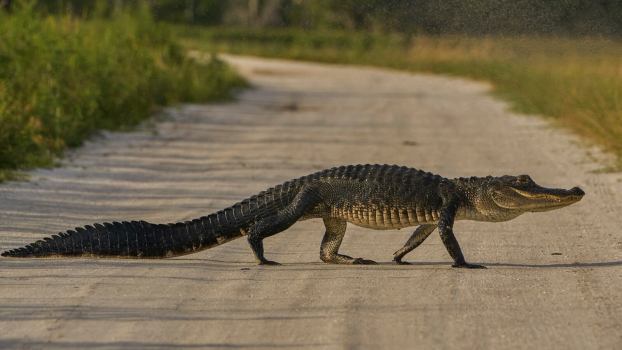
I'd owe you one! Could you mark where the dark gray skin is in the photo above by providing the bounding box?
[1,164,585,268]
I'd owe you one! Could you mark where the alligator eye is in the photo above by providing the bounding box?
[516,175,531,184]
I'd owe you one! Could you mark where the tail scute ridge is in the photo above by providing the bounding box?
[2,215,246,258]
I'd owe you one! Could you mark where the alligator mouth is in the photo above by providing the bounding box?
[511,186,585,211]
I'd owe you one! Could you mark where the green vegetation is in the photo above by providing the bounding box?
[3,1,620,179]
[40,0,622,36]
[0,4,246,181]
[183,27,622,166]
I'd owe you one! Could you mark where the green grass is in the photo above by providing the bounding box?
[0,5,247,181]
[182,27,622,167]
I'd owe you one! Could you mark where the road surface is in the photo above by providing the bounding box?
[1,56,621,349]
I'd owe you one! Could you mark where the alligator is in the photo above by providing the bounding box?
[1,164,585,268]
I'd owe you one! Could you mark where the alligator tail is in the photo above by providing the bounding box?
[1,213,245,258]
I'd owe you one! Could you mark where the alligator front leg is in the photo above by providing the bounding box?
[319,217,376,264]
[393,224,436,264]
[438,198,486,269]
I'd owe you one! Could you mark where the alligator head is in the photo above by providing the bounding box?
[461,175,585,221]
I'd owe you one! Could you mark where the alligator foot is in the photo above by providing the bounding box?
[393,258,411,265]
[352,258,377,265]
[451,262,486,269]
[258,259,281,266]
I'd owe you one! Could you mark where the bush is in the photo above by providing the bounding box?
[0,3,246,180]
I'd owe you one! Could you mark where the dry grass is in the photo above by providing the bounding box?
[182,28,622,167]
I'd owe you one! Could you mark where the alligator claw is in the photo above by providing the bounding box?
[258,260,281,266]
[394,259,411,265]
[452,263,486,269]
[352,258,377,265]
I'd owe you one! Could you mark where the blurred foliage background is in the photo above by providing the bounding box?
[1,0,621,178]
[0,1,246,180]
[26,0,622,36]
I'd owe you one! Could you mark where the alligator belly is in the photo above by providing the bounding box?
[348,220,415,230]
[333,206,437,229]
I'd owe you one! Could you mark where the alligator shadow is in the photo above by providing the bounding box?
[0,304,329,322]
[2,257,621,271]
[0,339,326,349]
[253,260,622,271]
[478,260,622,268]
[376,260,622,269]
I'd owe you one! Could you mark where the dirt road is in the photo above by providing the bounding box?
[1,56,621,349]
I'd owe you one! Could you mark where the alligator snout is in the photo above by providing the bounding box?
[569,187,585,197]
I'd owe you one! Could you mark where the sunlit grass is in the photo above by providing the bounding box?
[0,5,247,181]
[182,27,622,167]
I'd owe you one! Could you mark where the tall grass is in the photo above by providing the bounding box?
[0,5,246,181]
[183,28,622,167]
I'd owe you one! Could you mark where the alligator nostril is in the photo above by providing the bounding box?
[570,187,585,196]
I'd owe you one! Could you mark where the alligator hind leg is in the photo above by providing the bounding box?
[320,217,376,264]
[247,231,279,265]
[247,186,320,265]
[393,224,436,264]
